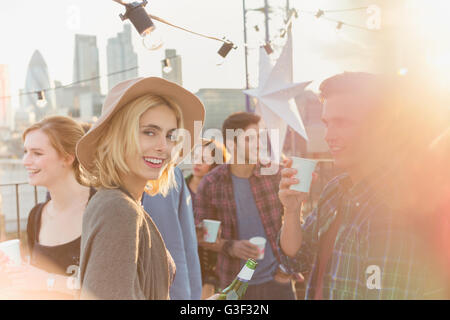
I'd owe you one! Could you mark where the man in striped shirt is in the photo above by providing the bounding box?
[278,72,446,299]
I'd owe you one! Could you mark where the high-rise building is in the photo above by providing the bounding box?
[107,24,138,90]
[21,50,56,121]
[195,88,246,132]
[73,34,101,94]
[0,65,13,130]
[53,80,75,116]
[72,34,103,121]
[162,49,182,86]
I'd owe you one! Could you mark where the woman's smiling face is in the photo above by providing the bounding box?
[124,104,179,185]
[22,129,72,187]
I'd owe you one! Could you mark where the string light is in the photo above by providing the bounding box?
[1,3,379,105]
[0,66,139,101]
[111,1,375,60]
[162,58,172,73]
[216,41,236,65]
[36,91,47,108]
[315,9,324,19]
[287,6,377,32]
[115,0,163,50]
[263,43,273,55]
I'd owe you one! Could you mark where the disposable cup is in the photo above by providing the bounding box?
[289,157,318,193]
[249,236,266,260]
[203,219,221,243]
[0,239,21,265]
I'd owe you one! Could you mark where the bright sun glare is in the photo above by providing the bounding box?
[412,0,450,86]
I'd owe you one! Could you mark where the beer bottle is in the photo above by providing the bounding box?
[218,259,257,300]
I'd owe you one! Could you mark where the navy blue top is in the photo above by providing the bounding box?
[231,174,278,285]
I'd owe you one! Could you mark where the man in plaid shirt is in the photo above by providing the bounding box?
[194,112,296,300]
[278,72,447,299]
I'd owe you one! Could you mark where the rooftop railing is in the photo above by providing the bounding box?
[0,160,336,240]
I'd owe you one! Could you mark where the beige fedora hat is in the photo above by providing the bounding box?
[76,77,205,172]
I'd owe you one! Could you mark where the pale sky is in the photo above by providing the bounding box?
[1,0,446,109]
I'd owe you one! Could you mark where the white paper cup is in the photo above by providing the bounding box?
[249,236,266,260]
[0,239,21,265]
[203,219,221,243]
[289,157,318,193]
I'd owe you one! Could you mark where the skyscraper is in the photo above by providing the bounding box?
[22,50,56,121]
[195,88,246,131]
[72,34,103,121]
[0,65,12,129]
[73,34,101,94]
[107,24,138,90]
[162,49,182,86]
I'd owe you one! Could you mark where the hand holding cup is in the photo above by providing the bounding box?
[230,240,260,260]
[279,158,317,215]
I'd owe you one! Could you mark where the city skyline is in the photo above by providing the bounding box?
[0,0,382,112]
[0,1,448,114]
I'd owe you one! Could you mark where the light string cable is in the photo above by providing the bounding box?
[0,66,139,100]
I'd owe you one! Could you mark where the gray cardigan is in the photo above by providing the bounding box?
[79,188,175,300]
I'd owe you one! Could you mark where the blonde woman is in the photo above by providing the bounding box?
[0,116,94,299]
[75,77,204,300]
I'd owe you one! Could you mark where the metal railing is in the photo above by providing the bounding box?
[0,160,336,239]
[0,182,40,239]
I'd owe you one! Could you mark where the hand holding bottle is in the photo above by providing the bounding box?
[218,259,257,300]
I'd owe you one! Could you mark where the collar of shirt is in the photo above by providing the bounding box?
[317,164,395,241]
[223,162,272,182]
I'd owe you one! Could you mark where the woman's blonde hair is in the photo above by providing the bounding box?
[88,93,184,197]
[22,116,90,186]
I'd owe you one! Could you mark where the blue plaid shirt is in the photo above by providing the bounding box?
[278,169,445,300]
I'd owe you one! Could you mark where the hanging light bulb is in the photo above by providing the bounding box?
[263,43,273,55]
[142,27,163,51]
[162,58,172,73]
[315,9,324,19]
[36,91,47,108]
[216,41,236,66]
[118,0,163,50]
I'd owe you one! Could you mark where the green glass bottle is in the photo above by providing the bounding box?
[218,259,258,300]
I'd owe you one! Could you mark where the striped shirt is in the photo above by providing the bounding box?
[278,169,445,299]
